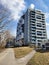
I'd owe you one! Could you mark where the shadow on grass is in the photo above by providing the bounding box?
[36,49,49,53]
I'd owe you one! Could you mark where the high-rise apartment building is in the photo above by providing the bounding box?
[16,15,24,46]
[16,8,47,48]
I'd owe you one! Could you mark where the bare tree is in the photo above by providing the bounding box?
[0,30,12,47]
[0,4,13,47]
[0,4,13,33]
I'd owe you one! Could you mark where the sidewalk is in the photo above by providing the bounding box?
[16,50,36,65]
[0,48,36,65]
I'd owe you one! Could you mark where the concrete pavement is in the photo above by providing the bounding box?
[15,50,36,65]
[0,48,36,65]
[0,48,16,65]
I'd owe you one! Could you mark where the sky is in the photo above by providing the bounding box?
[0,0,49,38]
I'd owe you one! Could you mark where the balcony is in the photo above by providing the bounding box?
[31,27,36,30]
[36,26,42,29]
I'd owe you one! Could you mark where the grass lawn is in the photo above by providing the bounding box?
[14,47,33,58]
[27,51,49,65]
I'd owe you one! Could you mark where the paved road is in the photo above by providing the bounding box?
[0,48,36,65]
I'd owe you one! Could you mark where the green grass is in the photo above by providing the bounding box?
[14,47,33,58]
[27,51,49,65]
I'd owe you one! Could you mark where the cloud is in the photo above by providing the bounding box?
[46,22,49,26]
[46,22,49,38]
[30,4,35,9]
[47,31,49,39]
[0,0,26,20]
[46,26,49,39]
[45,13,49,19]
[45,13,49,39]
[45,13,49,25]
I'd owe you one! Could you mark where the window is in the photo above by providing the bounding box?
[31,30,35,32]
[38,40,42,42]
[42,45,45,48]
[43,34,46,36]
[31,27,36,29]
[37,23,42,27]
[31,39,35,41]
[21,24,24,32]
[37,31,42,35]
[19,20,22,23]
[38,43,41,46]
[43,26,45,28]
[31,32,35,34]
[31,24,35,26]
[20,32,21,35]
[43,31,46,33]
[36,14,42,19]
[30,11,35,14]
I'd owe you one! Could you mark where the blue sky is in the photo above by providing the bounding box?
[0,0,49,38]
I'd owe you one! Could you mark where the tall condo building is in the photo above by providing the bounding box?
[16,8,47,48]
[16,15,24,45]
